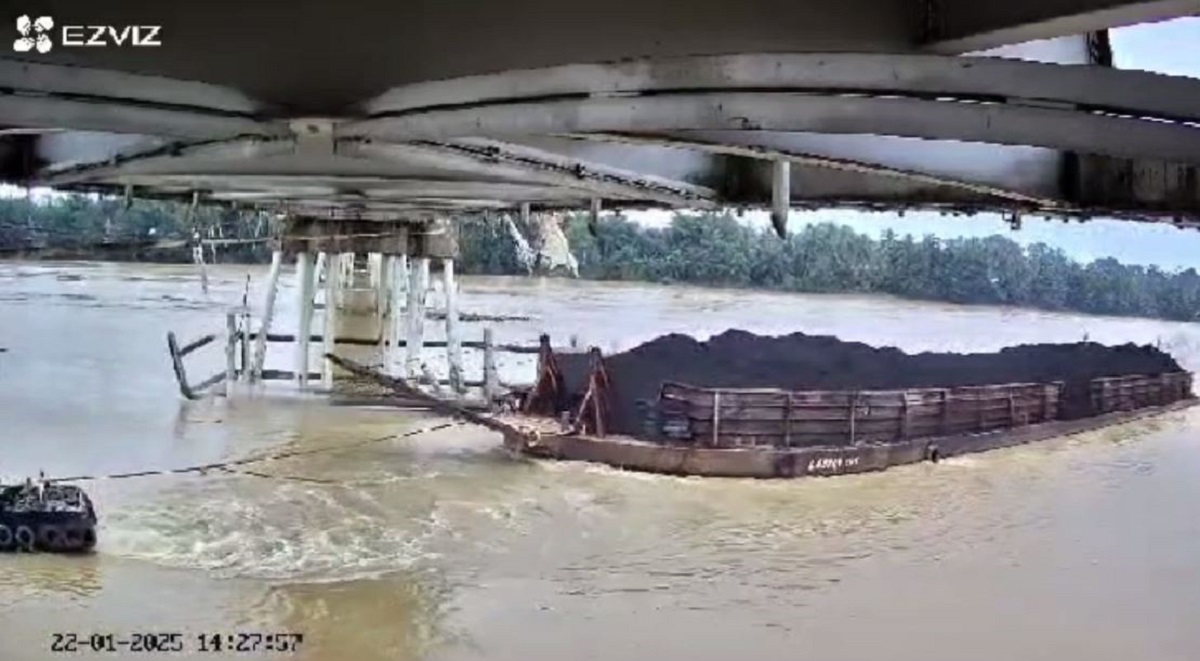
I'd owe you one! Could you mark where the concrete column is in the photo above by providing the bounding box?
[251,249,284,381]
[368,252,384,291]
[443,258,463,393]
[405,257,430,380]
[294,252,316,390]
[377,255,393,358]
[341,252,355,286]
[387,255,408,374]
[376,254,391,338]
[483,327,499,404]
[321,251,343,389]
[314,251,327,288]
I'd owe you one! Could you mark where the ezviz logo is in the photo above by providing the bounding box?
[13,14,163,53]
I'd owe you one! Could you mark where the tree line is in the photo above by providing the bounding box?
[4,194,1200,322]
[0,194,273,263]
[458,212,1200,322]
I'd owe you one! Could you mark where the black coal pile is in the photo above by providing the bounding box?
[556,330,1184,436]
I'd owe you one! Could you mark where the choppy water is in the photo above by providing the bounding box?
[1,261,1199,661]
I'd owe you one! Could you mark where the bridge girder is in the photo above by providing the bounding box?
[1,2,1199,226]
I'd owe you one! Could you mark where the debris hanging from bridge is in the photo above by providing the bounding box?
[504,213,579,277]
[556,330,1184,435]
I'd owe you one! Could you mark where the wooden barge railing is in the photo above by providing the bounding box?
[660,381,1064,448]
[1090,372,1193,413]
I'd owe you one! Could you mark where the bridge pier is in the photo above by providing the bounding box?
[270,216,458,393]
[443,258,463,393]
[405,257,430,380]
[293,251,316,390]
[384,255,408,374]
[320,250,344,389]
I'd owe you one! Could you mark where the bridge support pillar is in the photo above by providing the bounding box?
[384,255,408,374]
[321,251,344,389]
[293,251,316,390]
[375,254,391,357]
[405,257,430,380]
[368,253,384,290]
[314,252,327,290]
[443,258,463,393]
[276,216,457,388]
[339,253,355,287]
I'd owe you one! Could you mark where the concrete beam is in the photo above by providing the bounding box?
[344,140,717,207]
[569,132,1067,208]
[362,53,1200,124]
[72,174,619,202]
[0,58,266,113]
[422,138,717,205]
[281,218,410,255]
[2,0,913,113]
[347,92,1200,166]
[0,94,285,140]
[36,138,297,185]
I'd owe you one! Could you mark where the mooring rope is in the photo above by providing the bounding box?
[45,420,467,484]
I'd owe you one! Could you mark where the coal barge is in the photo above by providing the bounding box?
[491,331,1196,478]
[0,482,98,553]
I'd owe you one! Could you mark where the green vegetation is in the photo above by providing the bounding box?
[4,195,1199,322]
[458,212,1200,322]
[0,194,272,263]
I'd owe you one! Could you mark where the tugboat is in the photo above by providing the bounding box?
[0,477,97,553]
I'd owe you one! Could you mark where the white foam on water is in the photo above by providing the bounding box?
[100,480,444,583]
[937,455,984,469]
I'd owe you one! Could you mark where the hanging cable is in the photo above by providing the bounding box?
[45,420,467,484]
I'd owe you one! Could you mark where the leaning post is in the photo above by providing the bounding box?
[251,249,284,381]
[225,311,237,397]
[483,327,500,404]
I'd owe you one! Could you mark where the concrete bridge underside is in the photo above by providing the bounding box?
[2,0,1200,230]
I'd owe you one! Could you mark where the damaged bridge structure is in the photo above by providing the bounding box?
[3,0,1200,402]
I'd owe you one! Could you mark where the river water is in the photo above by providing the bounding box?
[1,261,1199,661]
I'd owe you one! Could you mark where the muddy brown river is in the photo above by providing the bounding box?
[2,261,1199,661]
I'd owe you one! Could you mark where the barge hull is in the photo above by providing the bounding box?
[502,399,1198,479]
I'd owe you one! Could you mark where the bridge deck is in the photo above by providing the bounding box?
[2,2,1199,224]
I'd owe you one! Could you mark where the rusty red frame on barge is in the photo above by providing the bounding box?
[494,338,1197,478]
